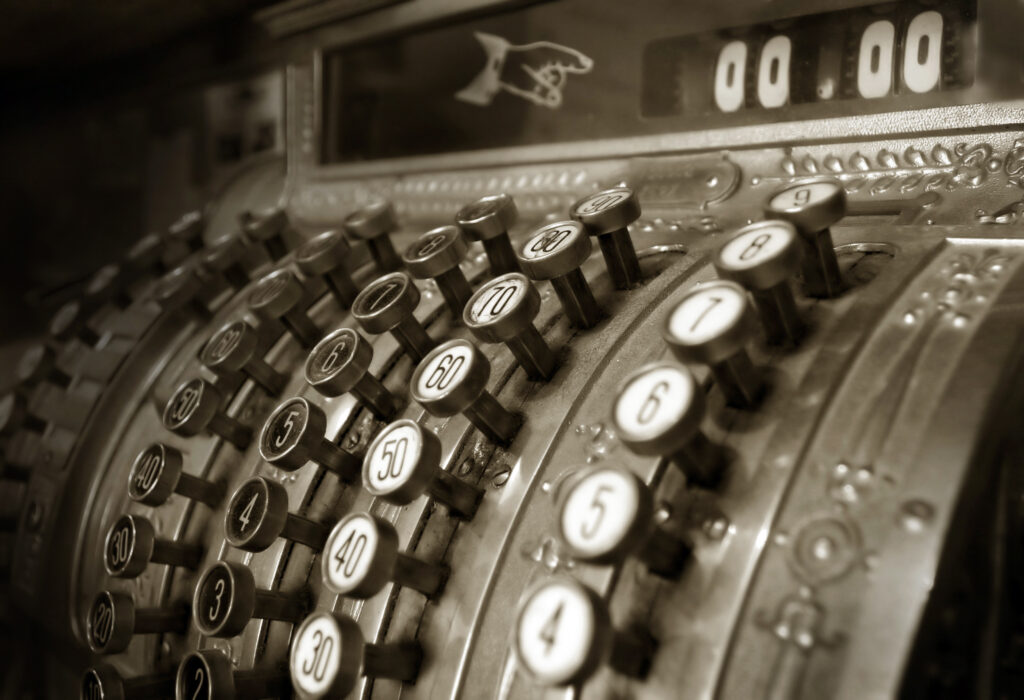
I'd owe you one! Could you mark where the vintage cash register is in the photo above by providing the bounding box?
[3,0,1024,697]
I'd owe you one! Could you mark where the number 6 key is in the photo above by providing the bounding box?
[611,362,724,488]
[322,512,447,599]
[713,220,805,346]
[557,467,690,578]
[362,418,483,519]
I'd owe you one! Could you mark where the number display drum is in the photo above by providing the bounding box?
[514,578,654,686]
[177,649,290,700]
[224,476,330,552]
[305,328,398,420]
[362,418,483,519]
[321,512,447,598]
[192,560,308,638]
[611,362,723,488]
[517,221,602,329]
[464,273,558,381]
[352,272,437,362]
[662,280,765,408]
[259,396,361,480]
[455,193,522,275]
[713,220,805,346]
[127,443,224,507]
[571,187,643,290]
[410,338,522,446]
[290,612,422,699]
[402,225,474,316]
[558,467,689,577]
[765,179,846,298]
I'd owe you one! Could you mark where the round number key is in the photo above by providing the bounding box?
[345,201,402,273]
[714,221,804,346]
[558,467,689,577]
[304,328,398,420]
[290,612,422,699]
[611,362,723,488]
[514,578,654,686]
[410,339,522,446]
[201,234,253,291]
[81,663,175,700]
[765,179,846,298]
[153,262,212,320]
[363,419,482,519]
[259,397,361,481]
[464,273,557,381]
[403,226,473,316]
[295,230,360,309]
[177,649,290,700]
[242,205,299,261]
[518,221,601,329]
[455,193,521,275]
[662,281,765,408]
[321,512,447,599]
[352,272,436,362]
[162,378,252,449]
[225,476,329,552]
[571,187,643,289]
[86,591,188,655]
[248,269,322,348]
[192,560,308,638]
[104,513,202,578]
[201,321,287,396]
[127,443,224,507]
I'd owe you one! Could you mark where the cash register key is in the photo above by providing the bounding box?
[258,397,361,481]
[177,649,290,700]
[304,328,398,420]
[49,299,100,346]
[153,262,213,320]
[351,272,436,362]
[402,225,474,316]
[127,443,224,507]
[81,662,175,700]
[201,235,253,291]
[410,338,522,447]
[16,343,71,388]
[514,578,655,686]
[224,476,329,553]
[611,361,723,488]
[321,512,447,599]
[764,179,846,298]
[517,221,602,330]
[162,378,252,449]
[242,206,297,261]
[124,233,168,279]
[0,392,46,436]
[248,269,322,348]
[289,612,422,699]
[463,273,557,381]
[201,321,287,396]
[85,264,133,309]
[104,513,203,578]
[192,560,308,638]
[344,201,403,273]
[558,466,689,578]
[571,187,643,290]
[362,418,483,519]
[167,209,205,252]
[295,230,360,309]
[85,591,189,655]
[713,220,805,346]
[662,280,765,408]
[454,192,522,275]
